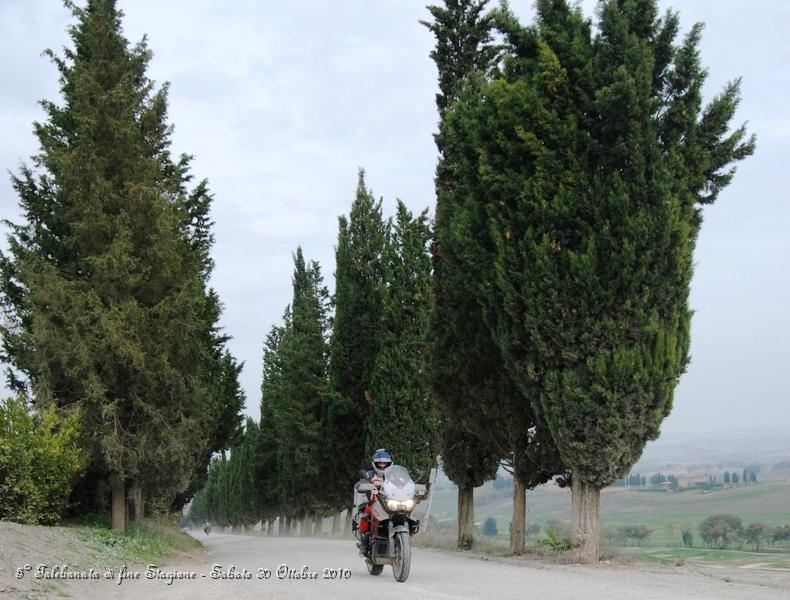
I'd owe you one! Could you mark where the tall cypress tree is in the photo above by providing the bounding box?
[365,202,439,474]
[321,216,354,523]
[327,170,386,510]
[275,249,331,525]
[0,0,242,528]
[450,0,754,562]
[258,322,286,529]
[424,0,505,551]
[421,0,499,117]
[425,0,564,553]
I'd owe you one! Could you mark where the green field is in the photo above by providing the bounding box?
[419,481,790,552]
[619,545,790,570]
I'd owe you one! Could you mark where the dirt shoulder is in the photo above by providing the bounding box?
[0,520,205,600]
[413,540,790,593]
[2,523,789,600]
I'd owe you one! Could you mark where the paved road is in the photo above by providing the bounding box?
[60,532,789,600]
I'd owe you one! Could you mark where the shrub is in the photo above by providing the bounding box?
[482,516,498,536]
[682,529,694,547]
[602,525,654,546]
[0,396,87,524]
[771,525,790,547]
[536,527,572,553]
[744,522,767,551]
[622,525,654,546]
[699,514,743,549]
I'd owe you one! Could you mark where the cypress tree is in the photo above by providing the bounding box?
[421,0,499,117]
[275,249,331,525]
[0,0,243,528]
[423,0,502,552]
[365,202,439,474]
[228,418,261,526]
[258,323,286,528]
[327,171,386,509]
[424,0,565,554]
[449,0,754,562]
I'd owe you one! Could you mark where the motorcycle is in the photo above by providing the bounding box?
[353,465,428,582]
[203,523,211,535]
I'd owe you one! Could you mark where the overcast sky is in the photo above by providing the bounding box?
[1,1,787,439]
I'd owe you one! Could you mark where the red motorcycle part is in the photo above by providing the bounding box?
[359,503,373,533]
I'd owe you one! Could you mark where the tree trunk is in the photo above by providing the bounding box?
[111,478,125,531]
[571,476,600,563]
[422,482,435,533]
[510,474,526,555]
[344,506,354,537]
[313,515,322,536]
[331,512,341,537]
[300,516,309,536]
[457,485,474,550]
[128,483,143,522]
[278,514,291,537]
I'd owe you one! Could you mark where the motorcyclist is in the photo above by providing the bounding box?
[355,448,394,556]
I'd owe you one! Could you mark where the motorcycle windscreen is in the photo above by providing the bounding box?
[382,465,416,501]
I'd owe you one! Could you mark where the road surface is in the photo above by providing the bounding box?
[50,532,790,599]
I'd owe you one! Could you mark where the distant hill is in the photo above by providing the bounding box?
[633,427,790,474]
[418,427,790,536]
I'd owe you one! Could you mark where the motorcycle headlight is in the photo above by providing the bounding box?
[385,499,415,511]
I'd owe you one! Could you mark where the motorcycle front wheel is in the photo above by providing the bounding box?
[392,532,411,582]
[366,561,383,576]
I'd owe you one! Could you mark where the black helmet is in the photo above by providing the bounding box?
[371,448,394,476]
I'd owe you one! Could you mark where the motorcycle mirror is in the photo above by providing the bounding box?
[357,469,368,480]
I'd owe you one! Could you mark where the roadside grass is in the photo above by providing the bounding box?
[414,529,577,562]
[415,534,790,569]
[63,514,201,565]
[612,545,790,570]
[414,530,511,557]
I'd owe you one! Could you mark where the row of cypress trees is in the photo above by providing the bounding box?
[0,1,245,529]
[189,0,751,565]
[190,172,440,534]
[423,0,754,563]
[2,1,754,565]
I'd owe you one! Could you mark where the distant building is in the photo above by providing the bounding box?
[675,475,708,490]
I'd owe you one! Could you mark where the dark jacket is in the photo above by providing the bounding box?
[354,470,384,501]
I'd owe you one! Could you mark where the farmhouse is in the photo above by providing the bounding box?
[675,475,708,490]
